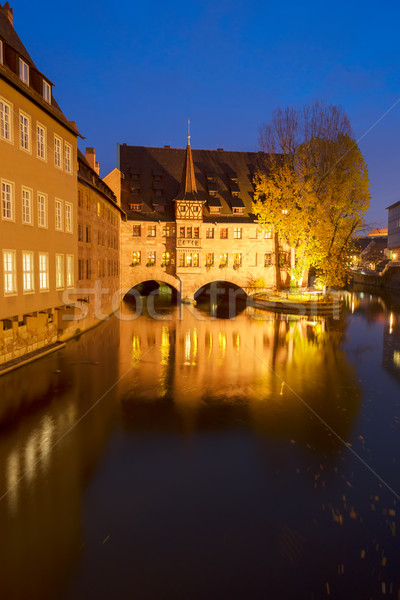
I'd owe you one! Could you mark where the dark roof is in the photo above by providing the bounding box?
[119,144,264,223]
[78,149,125,217]
[386,200,400,210]
[175,140,199,201]
[0,5,80,137]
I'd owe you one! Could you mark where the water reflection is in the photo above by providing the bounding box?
[1,291,399,600]
[118,300,360,452]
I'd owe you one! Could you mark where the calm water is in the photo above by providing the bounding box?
[0,290,400,599]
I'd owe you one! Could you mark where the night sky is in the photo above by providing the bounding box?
[12,0,400,228]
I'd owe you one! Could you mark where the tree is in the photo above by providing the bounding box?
[253,102,370,288]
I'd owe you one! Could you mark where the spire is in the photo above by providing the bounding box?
[177,125,197,199]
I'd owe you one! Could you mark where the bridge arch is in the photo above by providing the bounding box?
[121,271,181,296]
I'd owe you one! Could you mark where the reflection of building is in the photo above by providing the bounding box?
[0,3,79,362]
[382,311,400,382]
[107,139,293,301]
[118,301,358,444]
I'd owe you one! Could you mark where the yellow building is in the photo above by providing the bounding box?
[0,3,79,363]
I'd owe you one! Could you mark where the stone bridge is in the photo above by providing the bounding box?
[120,266,272,302]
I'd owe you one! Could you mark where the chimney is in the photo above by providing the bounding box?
[0,2,13,25]
[85,147,100,175]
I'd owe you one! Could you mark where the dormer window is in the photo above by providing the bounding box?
[43,80,51,103]
[233,207,244,214]
[155,189,163,197]
[209,191,217,197]
[232,191,239,197]
[19,58,29,85]
[209,206,221,214]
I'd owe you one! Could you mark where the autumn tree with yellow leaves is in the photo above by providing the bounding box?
[253,102,370,288]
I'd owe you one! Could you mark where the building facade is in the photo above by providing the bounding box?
[112,139,291,301]
[387,200,400,260]
[74,148,125,332]
[0,3,79,363]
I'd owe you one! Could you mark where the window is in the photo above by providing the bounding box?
[233,228,242,239]
[0,98,11,141]
[22,187,32,224]
[85,226,91,243]
[54,136,62,168]
[178,253,185,267]
[78,190,83,207]
[205,253,214,267]
[130,203,141,211]
[219,253,228,267]
[147,225,156,237]
[66,255,74,287]
[147,251,156,266]
[209,191,217,197]
[233,207,244,214]
[43,80,51,103]
[78,259,84,281]
[162,252,170,266]
[264,230,273,239]
[132,225,141,237]
[162,226,170,237]
[194,227,200,239]
[3,250,16,294]
[210,206,220,214]
[154,189,163,197]
[55,199,63,230]
[1,180,14,220]
[132,251,141,266]
[37,193,47,227]
[220,228,228,239]
[37,123,46,159]
[264,253,272,267]
[234,253,242,267]
[186,227,192,238]
[56,254,64,289]
[64,143,72,173]
[65,203,73,233]
[39,253,49,290]
[19,58,29,84]
[185,253,192,267]
[206,228,214,239]
[22,251,34,292]
[193,253,199,267]
[0,40,3,65]
[131,188,140,195]
[279,252,290,268]
[179,226,185,238]
[19,112,30,151]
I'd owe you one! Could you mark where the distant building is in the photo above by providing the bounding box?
[0,2,80,364]
[367,228,388,238]
[386,200,400,260]
[108,139,292,301]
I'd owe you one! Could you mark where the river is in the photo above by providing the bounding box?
[0,289,399,599]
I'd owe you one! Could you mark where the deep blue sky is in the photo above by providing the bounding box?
[12,0,400,228]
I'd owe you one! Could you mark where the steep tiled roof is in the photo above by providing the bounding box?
[0,4,80,136]
[120,144,264,223]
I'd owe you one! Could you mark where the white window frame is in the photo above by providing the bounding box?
[39,252,49,291]
[42,80,51,104]
[54,135,62,168]
[3,250,17,295]
[66,255,74,288]
[1,179,14,221]
[22,251,34,293]
[37,192,47,228]
[55,254,64,289]
[55,198,63,231]
[36,122,46,160]
[64,142,72,173]
[22,186,33,225]
[18,58,29,85]
[19,111,31,152]
[0,96,12,142]
[233,227,242,239]
[65,202,73,233]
